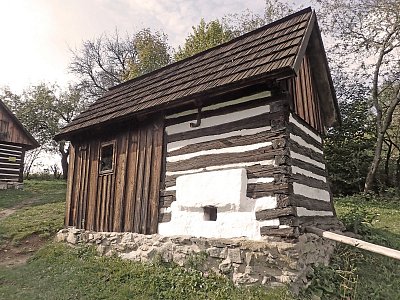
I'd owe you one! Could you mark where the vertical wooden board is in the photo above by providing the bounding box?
[123,128,140,232]
[304,56,316,128]
[99,176,107,231]
[113,134,128,231]
[140,125,154,234]
[299,59,309,124]
[95,175,103,231]
[294,75,305,120]
[82,143,91,229]
[148,119,164,233]
[86,140,99,231]
[77,145,88,228]
[134,128,147,233]
[65,144,76,226]
[303,56,315,128]
[108,174,115,232]
[71,144,83,227]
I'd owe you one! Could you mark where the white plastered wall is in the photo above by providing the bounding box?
[158,168,278,240]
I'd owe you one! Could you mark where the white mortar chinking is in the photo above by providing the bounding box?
[165,105,270,135]
[292,182,330,202]
[289,113,322,143]
[296,207,334,217]
[165,91,271,120]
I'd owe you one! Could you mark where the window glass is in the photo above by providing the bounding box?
[100,143,114,172]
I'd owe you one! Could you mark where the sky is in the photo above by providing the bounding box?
[0,0,269,93]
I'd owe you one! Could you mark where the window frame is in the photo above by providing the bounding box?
[99,140,116,175]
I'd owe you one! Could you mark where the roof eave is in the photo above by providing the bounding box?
[54,67,295,141]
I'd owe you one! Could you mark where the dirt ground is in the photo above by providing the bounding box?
[0,197,45,267]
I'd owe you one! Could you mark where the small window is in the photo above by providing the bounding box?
[203,206,217,221]
[100,142,115,173]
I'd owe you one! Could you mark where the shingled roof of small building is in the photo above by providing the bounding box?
[55,7,338,140]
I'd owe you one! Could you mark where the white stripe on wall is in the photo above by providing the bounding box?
[248,177,274,184]
[0,162,20,166]
[167,141,272,162]
[0,167,20,172]
[167,126,271,152]
[166,91,271,119]
[0,143,22,149]
[289,113,322,143]
[293,182,330,202]
[291,166,326,183]
[254,196,277,211]
[291,151,326,170]
[296,207,333,217]
[258,219,280,227]
[0,173,19,177]
[166,177,275,191]
[290,133,323,154]
[166,105,270,135]
[0,152,21,157]
[166,159,275,177]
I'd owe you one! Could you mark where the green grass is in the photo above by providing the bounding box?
[0,180,67,209]
[0,243,292,300]
[303,194,400,299]
[0,202,65,243]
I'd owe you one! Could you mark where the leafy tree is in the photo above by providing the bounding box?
[126,29,171,79]
[324,81,376,195]
[314,0,400,192]
[174,19,233,61]
[222,1,299,37]
[70,29,171,100]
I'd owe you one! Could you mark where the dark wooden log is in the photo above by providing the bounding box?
[256,206,296,220]
[167,129,286,157]
[166,146,283,173]
[260,226,298,237]
[158,212,172,223]
[167,111,285,143]
[288,139,325,163]
[291,173,328,190]
[290,194,333,211]
[290,158,327,177]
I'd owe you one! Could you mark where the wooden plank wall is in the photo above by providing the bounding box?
[290,54,324,133]
[161,91,297,237]
[0,106,34,146]
[0,142,23,182]
[65,119,163,234]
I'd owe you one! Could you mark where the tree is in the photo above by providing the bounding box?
[126,29,171,79]
[174,19,233,61]
[314,0,400,192]
[222,1,298,37]
[70,29,171,100]
[324,77,376,195]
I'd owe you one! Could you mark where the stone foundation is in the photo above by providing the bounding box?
[56,228,336,293]
[0,182,23,190]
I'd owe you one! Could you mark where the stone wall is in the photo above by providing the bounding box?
[57,229,335,293]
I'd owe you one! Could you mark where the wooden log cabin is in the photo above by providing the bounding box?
[0,100,39,188]
[55,8,341,239]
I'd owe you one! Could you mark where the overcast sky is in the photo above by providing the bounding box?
[0,0,271,93]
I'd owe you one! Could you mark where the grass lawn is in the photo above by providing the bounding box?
[0,180,399,299]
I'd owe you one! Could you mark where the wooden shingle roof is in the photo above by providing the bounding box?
[56,7,337,140]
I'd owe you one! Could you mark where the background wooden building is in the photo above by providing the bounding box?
[0,101,39,188]
[55,8,341,239]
